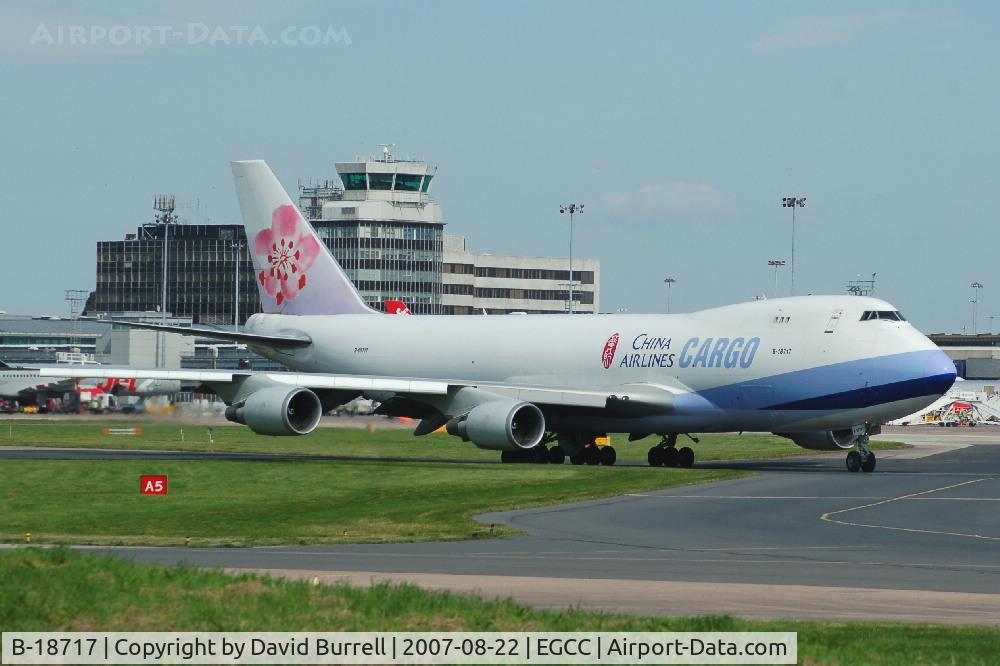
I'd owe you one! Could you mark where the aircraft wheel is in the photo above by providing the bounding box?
[531,445,550,464]
[600,446,617,466]
[548,445,566,465]
[861,451,877,473]
[500,451,515,464]
[846,450,862,472]
[570,451,586,465]
[585,446,601,465]
[662,446,680,468]
[677,446,695,468]
[647,446,664,467]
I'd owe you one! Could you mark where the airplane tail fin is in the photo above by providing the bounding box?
[231,160,375,315]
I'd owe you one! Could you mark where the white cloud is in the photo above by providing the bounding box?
[602,182,725,211]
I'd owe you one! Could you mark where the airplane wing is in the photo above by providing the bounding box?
[35,366,691,413]
[107,320,312,348]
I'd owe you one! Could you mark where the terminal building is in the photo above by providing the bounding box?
[89,149,600,325]
[928,333,1000,379]
[299,148,599,315]
[0,314,108,365]
[442,235,599,314]
[92,222,255,326]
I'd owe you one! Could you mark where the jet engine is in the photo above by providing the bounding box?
[225,386,323,436]
[446,400,545,451]
[774,429,855,451]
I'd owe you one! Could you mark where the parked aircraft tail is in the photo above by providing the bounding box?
[385,299,412,315]
[231,160,375,316]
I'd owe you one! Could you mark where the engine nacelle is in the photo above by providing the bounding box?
[225,386,322,436]
[774,429,855,451]
[446,400,545,451]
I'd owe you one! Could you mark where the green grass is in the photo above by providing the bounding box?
[3,548,998,665]
[0,420,903,547]
[0,418,905,462]
[0,458,743,546]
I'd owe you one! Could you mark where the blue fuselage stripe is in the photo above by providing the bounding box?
[692,350,956,412]
[765,373,956,410]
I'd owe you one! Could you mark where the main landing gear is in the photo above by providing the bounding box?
[647,434,696,468]
[500,446,552,464]
[845,434,877,473]
[569,444,617,466]
[500,438,617,465]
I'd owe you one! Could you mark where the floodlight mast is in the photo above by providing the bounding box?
[781,197,806,295]
[559,203,584,314]
[663,277,677,313]
[767,259,786,295]
[971,281,984,334]
[154,195,176,368]
[232,240,245,331]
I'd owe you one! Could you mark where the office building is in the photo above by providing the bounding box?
[442,235,599,314]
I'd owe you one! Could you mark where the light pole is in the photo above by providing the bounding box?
[232,240,245,332]
[990,315,996,334]
[767,259,785,295]
[971,281,984,334]
[781,196,806,295]
[153,195,176,369]
[559,203,583,314]
[663,277,676,313]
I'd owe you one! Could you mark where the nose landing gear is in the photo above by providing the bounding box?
[846,434,877,473]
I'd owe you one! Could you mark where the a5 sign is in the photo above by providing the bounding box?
[140,475,168,495]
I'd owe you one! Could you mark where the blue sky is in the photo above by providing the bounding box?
[2,0,997,333]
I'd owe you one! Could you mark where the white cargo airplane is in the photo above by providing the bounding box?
[42,161,956,472]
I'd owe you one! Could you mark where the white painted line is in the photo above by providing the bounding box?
[627,493,1000,501]
[627,494,887,500]
[907,496,1000,501]
[820,478,1000,540]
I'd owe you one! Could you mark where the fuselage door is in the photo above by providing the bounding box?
[824,309,844,333]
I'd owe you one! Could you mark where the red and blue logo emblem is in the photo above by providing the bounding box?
[601,333,620,369]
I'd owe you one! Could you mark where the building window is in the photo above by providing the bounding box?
[341,173,367,190]
[394,174,422,192]
[369,173,393,190]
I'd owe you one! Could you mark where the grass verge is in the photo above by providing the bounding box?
[2,548,998,665]
[0,418,905,462]
[0,458,743,546]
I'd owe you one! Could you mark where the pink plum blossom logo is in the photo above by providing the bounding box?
[254,205,321,306]
[601,333,620,369]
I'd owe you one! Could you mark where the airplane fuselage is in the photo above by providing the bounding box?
[245,295,956,435]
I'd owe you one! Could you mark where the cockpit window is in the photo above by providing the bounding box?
[860,310,906,321]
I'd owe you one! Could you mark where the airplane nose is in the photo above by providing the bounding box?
[924,349,957,396]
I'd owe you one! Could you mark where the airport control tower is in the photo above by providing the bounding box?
[301,146,444,314]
